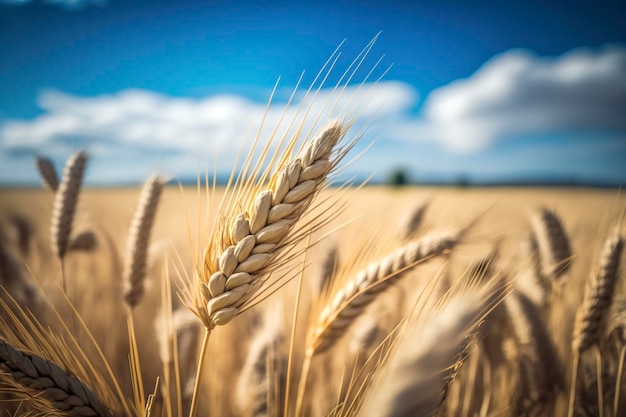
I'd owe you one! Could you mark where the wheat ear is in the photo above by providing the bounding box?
[36,156,60,192]
[360,290,489,417]
[568,226,623,417]
[317,243,339,294]
[123,174,164,308]
[50,151,88,261]
[68,230,98,252]
[530,206,572,284]
[572,226,623,354]
[398,199,429,241]
[0,339,115,417]
[310,229,459,355]
[507,291,563,416]
[236,307,285,417]
[0,238,39,307]
[196,120,345,329]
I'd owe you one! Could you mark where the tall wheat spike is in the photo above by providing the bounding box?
[68,230,98,252]
[572,226,623,354]
[50,151,88,261]
[568,225,623,417]
[236,306,285,417]
[507,291,563,415]
[360,289,491,417]
[398,199,429,241]
[317,243,339,294]
[123,175,164,308]
[309,229,459,355]
[530,207,572,284]
[36,156,60,192]
[0,338,116,417]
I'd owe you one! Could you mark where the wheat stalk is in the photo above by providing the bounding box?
[123,174,164,309]
[50,151,88,262]
[0,338,116,417]
[186,120,350,417]
[36,156,60,192]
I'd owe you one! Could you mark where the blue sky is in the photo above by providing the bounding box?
[1,0,625,186]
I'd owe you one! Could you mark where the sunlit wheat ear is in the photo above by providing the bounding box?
[196,120,346,329]
[236,306,285,417]
[50,150,88,261]
[507,291,563,415]
[398,199,430,241]
[360,289,490,417]
[530,207,572,285]
[123,174,164,309]
[310,229,460,355]
[572,226,623,355]
[36,156,60,192]
[0,339,116,417]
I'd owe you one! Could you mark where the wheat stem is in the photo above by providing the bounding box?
[567,353,580,417]
[294,349,313,417]
[188,328,211,417]
[284,244,307,417]
[595,345,604,417]
[614,345,626,416]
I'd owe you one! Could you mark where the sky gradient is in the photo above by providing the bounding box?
[1,0,625,186]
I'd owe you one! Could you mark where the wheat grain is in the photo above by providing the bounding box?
[123,174,164,308]
[0,339,116,417]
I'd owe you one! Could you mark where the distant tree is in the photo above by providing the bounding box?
[455,174,470,188]
[388,167,411,187]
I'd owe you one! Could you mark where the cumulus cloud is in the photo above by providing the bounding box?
[408,45,626,152]
[0,81,416,184]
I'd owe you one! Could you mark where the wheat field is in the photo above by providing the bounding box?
[1,180,625,417]
[0,38,625,417]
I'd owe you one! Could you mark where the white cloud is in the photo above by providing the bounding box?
[0,81,416,184]
[410,45,626,152]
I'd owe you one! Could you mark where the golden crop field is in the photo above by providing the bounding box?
[1,178,624,417]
